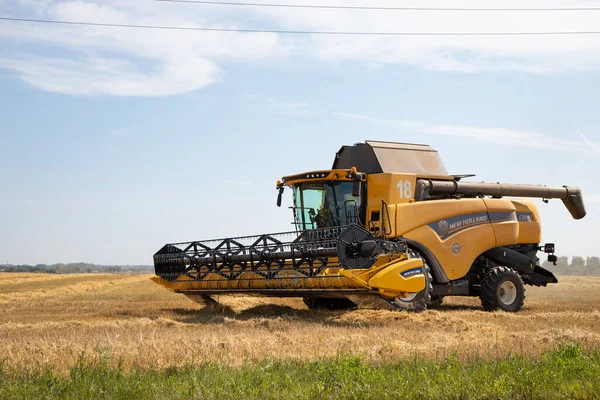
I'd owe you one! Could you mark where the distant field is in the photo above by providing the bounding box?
[1,273,599,373]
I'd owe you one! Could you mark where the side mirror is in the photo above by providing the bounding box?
[352,180,362,197]
[276,186,284,207]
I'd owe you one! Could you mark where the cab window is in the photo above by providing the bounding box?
[293,181,362,230]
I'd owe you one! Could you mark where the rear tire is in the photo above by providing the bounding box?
[480,266,525,312]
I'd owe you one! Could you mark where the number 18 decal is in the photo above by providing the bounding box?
[397,180,413,199]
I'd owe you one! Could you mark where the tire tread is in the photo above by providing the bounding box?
[480,266,525,312]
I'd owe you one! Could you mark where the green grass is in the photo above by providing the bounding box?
[1,344,599,400]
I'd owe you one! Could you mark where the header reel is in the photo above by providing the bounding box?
[154,224,405,283]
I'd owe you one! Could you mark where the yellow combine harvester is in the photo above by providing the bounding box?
[152,141,586,312]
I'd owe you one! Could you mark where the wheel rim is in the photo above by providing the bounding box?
[498,280,517,305]
[397,293,418,302]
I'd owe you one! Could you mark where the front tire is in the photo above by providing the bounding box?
[480,266,525,312]
[389,251,433,312]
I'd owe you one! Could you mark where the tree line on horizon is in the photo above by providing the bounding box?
[0,263,153,274]
[542,256,600,276]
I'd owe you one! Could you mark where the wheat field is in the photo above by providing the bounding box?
[0,273,599,372]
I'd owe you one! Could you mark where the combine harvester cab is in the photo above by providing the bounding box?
[152,141,586,312]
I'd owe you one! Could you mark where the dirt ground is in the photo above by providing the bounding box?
[1,273,599,371]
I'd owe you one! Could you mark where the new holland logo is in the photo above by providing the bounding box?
[401,267,423,278]
[437,220,450,237]
[451,243,462,254]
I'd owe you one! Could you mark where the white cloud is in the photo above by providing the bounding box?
[0,0,279,96]
[254,0,600,73]
[335,112,599,154]
[0,55,220,96]
[2,0,600,95]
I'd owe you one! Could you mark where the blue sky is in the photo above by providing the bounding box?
[0,0,599,265]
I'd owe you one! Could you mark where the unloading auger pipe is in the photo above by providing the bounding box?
[416,180,586,220]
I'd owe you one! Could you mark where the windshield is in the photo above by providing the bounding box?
[293,181,362,230]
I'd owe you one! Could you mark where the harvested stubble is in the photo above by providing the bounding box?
[0,273,599,372]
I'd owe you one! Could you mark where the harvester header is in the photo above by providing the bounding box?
[152,140,586,312]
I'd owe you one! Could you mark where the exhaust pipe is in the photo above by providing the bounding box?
[416,180,586,220]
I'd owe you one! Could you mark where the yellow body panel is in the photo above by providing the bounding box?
[367,258,425,297]
[482,198,519,247]
[512,200,542,244]
[394,198,488,237]
[364,188,542,281]
[366,173,417,237]
[404,225,496,280]
[339,257,425,297]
